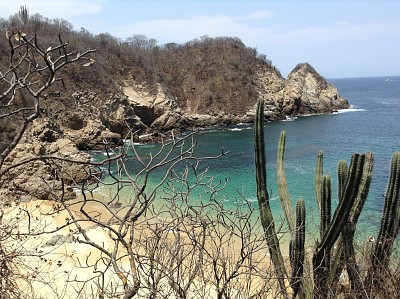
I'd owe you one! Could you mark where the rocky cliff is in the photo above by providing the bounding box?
[32,65,347,151]
[0,23,350,200]
[118,62,348,132]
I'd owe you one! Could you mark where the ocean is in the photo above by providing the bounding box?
[91,76,400,240]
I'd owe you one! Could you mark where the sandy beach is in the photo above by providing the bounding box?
[5,191,294,299]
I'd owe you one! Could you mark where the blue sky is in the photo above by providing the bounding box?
[1,0,399,78]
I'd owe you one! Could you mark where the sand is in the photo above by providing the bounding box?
[4,192,294,299]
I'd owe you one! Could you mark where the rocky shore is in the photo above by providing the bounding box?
[119,63,348,133]
[0,62,349,201]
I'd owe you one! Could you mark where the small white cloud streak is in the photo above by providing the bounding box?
[276,21,400,44]
[239,10,275,20]
[0,0,103,19]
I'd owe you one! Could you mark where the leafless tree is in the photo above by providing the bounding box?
[0,28,95,298]
[0,28,95,171]
[1,24,289,299]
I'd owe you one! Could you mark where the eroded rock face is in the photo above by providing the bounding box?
[34,62,347,148]
[282,63,349,115]
[121,62,349,129]
[100,95,148,136]
[0,62,349,201]
[65,119,122,150]
[251,63,349,121]
[0,118,93,201]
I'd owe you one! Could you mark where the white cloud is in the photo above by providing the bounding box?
[111,11,275,42]
[274,21,400,44]
[111,10,400,50]
[0,0,103,19]
[114,15,246,42]
[240,10,274,20]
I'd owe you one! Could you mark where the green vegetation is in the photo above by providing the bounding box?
[254,98,400,298]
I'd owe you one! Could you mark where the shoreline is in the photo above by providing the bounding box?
[129,107,352,145]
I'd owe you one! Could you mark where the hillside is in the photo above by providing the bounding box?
[0,10,349,150]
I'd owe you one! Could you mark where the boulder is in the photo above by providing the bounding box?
[66,119,122,150]
[100,95,148,136]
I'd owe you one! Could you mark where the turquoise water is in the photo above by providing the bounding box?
[91,76,400,238]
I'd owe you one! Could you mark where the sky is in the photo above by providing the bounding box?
[1,0,399,79]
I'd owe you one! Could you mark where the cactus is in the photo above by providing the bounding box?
[254,99,289,297]
[320,175,332,239]
[369,152,400,276]
[315,151,324,210]
[327,155,373,292]
[337,160,348,201]
[342,153,373,291]
[277,131,296,233]
[253,98,400,298]
[314,154,365,259]
[277,131,311,298]
[313,154,372,298]
[290,198,306,298]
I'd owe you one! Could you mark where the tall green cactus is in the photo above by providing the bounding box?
[313,154,374,298]
[254,99,289,297]
[324,154,374,294]
[315,151,324,210]
[277,131,296,233]
[290,198,306,298]
[276,130,308,298]
[253,98,399,298]
[314,154,365,260]
[368,152,400,280]
[337,160,348,201]
[342,153,373,291]
[320,175,331,239]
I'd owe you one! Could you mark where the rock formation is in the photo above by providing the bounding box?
[0,118,93,201]
[119,62,349,130]
[0,26,350,202]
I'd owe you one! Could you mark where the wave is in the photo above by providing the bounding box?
[228,126,252,131]
[246,195,278,203]
[102,152,115,156]
[282,115,298,122]
[337,108,367,113]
